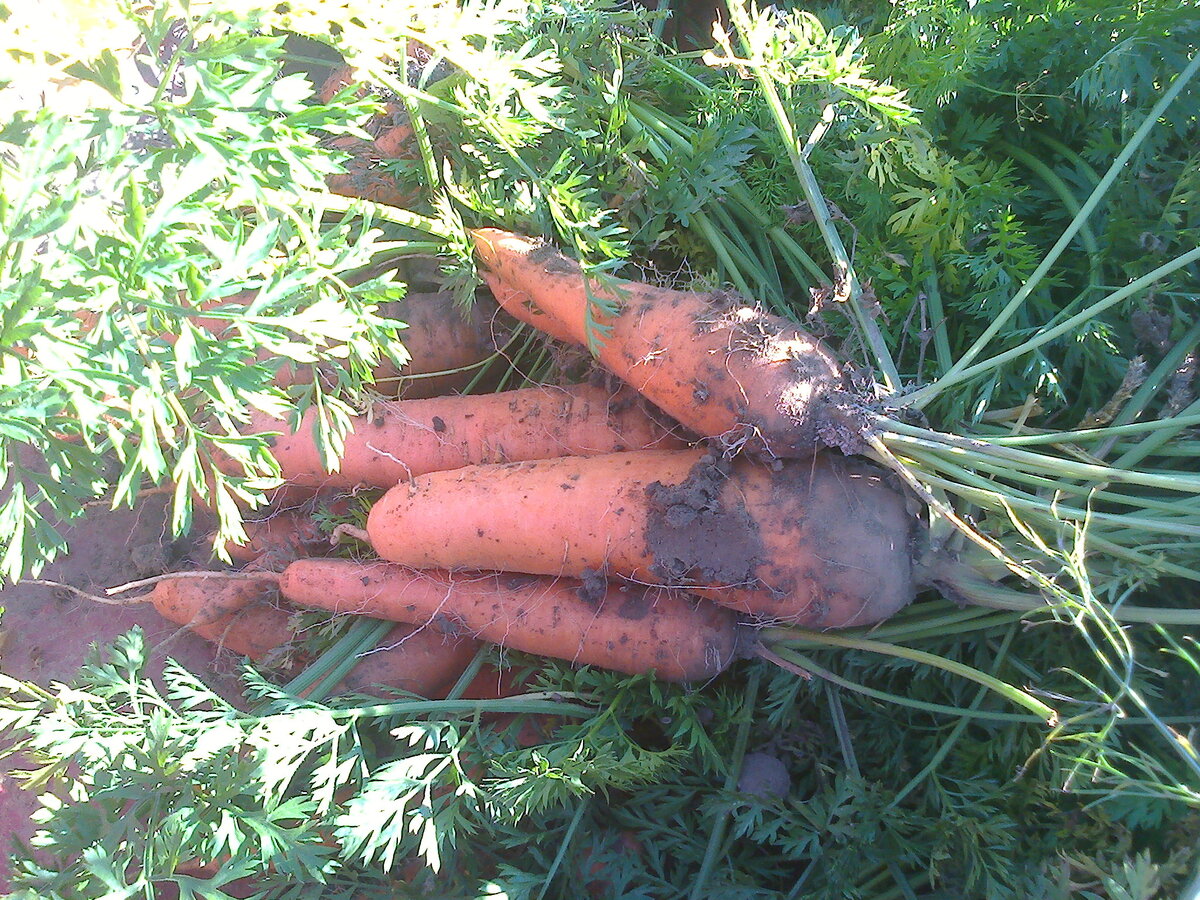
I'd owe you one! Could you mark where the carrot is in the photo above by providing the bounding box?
[140,574,288,659]
[244,382,687,492]
[371,291,497,399]
[471,228,853,458]
[146,573,476,694]
[340,625,478,697]
[145,574,280,630]
[277,558,740,682]
[364,448,916,627]
[316,65,417,207]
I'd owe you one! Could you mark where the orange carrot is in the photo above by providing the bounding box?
[471,228,853,458]
[147,573,476,694]
[371,291,496,399]
[339,625,478,696]
[278,558,740,682]
[244,382,687,492]
[364,448,916,627]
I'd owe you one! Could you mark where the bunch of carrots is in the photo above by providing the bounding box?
[112,66,928,701]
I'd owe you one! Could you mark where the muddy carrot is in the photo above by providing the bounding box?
[278,558,740,682]
[364,448,916,628]
[471,228,853,458]
[244,382,687,492]
[146,574,476,694]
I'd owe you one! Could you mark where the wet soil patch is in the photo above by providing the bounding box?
[643,453,764,589]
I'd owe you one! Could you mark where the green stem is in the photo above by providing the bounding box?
[932,560,1200,626]
[734,62,899,389]
[688,666,761,900]
[902,244,1200,407]
[760,632,1057,722]
[909,48,1200,400]
[693,211,755,296]
[284,617,393,702]
[1032,132,1102,187]
[896,446,1200,537]
[757,645,1041,722]
[876,418,1200,491]
[333,695,595,721]
[535,800,589,900]
[922,250,953,377]
[998,139,1103,296]
[889,626,1019,807]
[981,413,1200,447]
[1112,397,1200,470]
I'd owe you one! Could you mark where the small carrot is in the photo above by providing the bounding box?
[471,228,853,458]
[243,382,687,492]
[370,291,497,399]
[364,448,917,627]
[144,573,477,695]
[277,558,740,682]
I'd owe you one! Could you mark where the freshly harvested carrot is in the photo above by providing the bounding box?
[146,574,280,631]
[147,573,477,694]
[471,228,853,458]
[365,448,916,627]
[371,291,496,399]
[278,558,740,682]
[340,625,479,696]
[244,382,687,492]
[316,64,416,207]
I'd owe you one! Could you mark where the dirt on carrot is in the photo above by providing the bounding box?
[471,228,858,458]
[643,452,764,591]
[365,448,918,627]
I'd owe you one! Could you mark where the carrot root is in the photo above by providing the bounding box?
[471,228,856,458]
[364,449,917,627]
[278,558,740,682]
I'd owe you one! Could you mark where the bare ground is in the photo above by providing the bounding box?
[0,497,243,887]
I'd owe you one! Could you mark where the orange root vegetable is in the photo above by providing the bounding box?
[277,558,740,682]
[146,574,280,631]
[142,575,290,659]
[245,382,687,492]
[147,573,476,694]
[183,289,495,394]
[365,448,916,627]
[340,626,479,696]
[371,291,497,399]
[316,65,416,207]
[471,228,853,458]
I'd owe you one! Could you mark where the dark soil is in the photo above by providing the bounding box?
[643,453,764,589]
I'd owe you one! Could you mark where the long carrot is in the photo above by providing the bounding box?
[278,558,740,682]
[471,228,854,458]
[244,382,688,492]
[364,448,917,627]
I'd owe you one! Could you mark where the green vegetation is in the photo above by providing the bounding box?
[0,0,1197,897]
